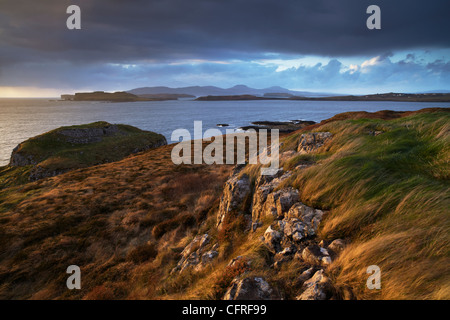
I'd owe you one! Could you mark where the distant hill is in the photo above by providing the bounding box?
[127,85,334,98]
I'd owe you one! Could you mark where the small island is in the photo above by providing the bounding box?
[60,91,195,102]
[2,121,166,185]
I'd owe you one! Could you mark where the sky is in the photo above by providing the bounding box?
[0,0,449,97]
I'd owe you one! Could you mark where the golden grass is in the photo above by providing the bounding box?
[0,142,232,299]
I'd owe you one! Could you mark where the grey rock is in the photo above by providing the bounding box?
[217,173,251,231]
[301,244,332,266]
[261,187,299,220]
[251,169,286,224]
[223,277,282,300]
[286,203,324,237]
[172,234,217,273]
[263,225,282,253]
[297,132,332,154]
[296,269,331,300]
[328,239,347,254]
[292,267,316,288]
[283,218,305,242]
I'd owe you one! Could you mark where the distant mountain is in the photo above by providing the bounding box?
[127,85,335,98]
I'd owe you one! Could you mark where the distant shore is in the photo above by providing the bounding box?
[196,92,450,102]
[60,91,450,103]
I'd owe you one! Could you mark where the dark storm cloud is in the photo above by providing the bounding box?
[1,0,449,65]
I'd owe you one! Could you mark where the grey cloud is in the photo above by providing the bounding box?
[0,0,449,66]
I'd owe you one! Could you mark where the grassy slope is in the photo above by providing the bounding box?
[0,109,448,300]
[277,110,450,299]
[0,143,232,299]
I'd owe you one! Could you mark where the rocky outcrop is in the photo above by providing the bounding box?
[58,125,121,144]
[172,234,219,273]
[261,201,325,253]
[217,170,251,231]
[263,225,283,253]
[214,147,352,300]
[286,203,324,238]
[9,145,37,166]
[223,276,282,300]
[251,169,293,229]
[296,269,332,300]
[300,244,332,266]
[10,125,126,167]
[297,132,332,153]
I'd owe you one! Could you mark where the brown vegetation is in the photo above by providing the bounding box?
[0,142,232,299]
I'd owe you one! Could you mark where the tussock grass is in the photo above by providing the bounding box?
[276,110,450,299]
[0,142,232,299]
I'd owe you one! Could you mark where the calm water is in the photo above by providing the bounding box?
[1,98,449,166]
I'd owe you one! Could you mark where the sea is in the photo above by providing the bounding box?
[1,98,449,166]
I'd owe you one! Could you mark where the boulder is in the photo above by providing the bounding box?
[172,234,218,273]
[180,234,210,259]
[286,203,324,237]
[263,225,282,253]
[301,244,332,266]
[283,218,305,242]
[328,239,347,254]
[195,249,219,272]
[297,267,315,284]
[296,269,332,300]
[280,150,296,161]
[297,132,332,154]
[223,276,282,300]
